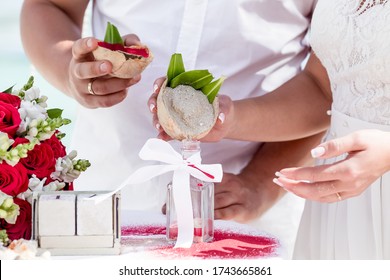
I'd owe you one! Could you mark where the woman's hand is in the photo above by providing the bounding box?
[67,35,142,109]
[147,78,235,141]
[147,77,171,141]
[273,129,390,203]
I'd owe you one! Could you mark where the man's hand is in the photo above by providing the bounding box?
[214,172,285,222]
[214,133,325,223]
[20,1,141,108]
[68,36,142,108]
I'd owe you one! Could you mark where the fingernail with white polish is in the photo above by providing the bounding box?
[273,178,285,188]
[218,112,225,124]
[311,146,325,158]
[275,171,286,178]
[153,84,159,93]
[149,103,156,113]
[87,38,93,48]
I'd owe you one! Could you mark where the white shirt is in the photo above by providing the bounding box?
[72,0,316,212]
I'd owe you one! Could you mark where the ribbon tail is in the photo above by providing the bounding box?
[186,164,223,183]
[172,169,194,248]
[86,165,178,204]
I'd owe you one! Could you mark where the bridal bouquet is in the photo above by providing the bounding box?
[0,77,90,246]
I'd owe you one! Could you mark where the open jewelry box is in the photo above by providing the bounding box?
[31,191,121,255]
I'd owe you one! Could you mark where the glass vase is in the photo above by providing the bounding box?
[166,139,214,243]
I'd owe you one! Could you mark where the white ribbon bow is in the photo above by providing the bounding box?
[90,138,223,248]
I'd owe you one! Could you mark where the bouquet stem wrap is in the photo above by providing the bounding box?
[91,138,223,248]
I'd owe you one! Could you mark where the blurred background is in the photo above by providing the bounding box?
[0,1,88,147]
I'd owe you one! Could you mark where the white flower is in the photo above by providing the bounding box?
[19,176,47,204]
[51,151,81,183]
[19,100,47,120]
[43,181,66,191]
[27,126,38,138]
[0,192,20,224]
[24,86,40,102]
[38,95,48,108]
[17,100,47,136]
[28,175,46,192]
[67,150,77,160]
[24,87,48,109]
[0,132,14,152]
[32,131,53,142]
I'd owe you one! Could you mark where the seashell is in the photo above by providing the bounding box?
[157,79,219,140]
[92,44,153,79]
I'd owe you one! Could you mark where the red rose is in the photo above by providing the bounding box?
[0,92,21,108]
[20,142,56,180]
[11,137,29,147]
[0,100,21,138]
[0,162,29,196]
[0,197,32,241]
[43,133,66,159]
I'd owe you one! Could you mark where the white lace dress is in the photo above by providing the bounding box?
[293,0,390,259]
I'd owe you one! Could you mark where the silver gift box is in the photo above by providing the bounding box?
[31,191,121,256]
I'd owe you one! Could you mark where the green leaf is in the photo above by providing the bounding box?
[23,76,34,91]
[201,76,226,103]
[103,22,124,45]
[170,70,213,89]
[47,108,63,119]
[166,53,185,86]
[2,85,14,94]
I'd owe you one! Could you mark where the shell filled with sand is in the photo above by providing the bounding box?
[157,80,219,140]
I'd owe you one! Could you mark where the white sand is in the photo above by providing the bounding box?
[162,85,216,138]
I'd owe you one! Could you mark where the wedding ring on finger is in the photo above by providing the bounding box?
[336,192,342,201]
[87,79,97,96]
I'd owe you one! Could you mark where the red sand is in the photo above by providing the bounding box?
[121,225,279,259]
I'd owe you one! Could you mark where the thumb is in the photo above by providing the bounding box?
[123,34,141,46]
[311,132,365,159]
[215,94,232,125]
